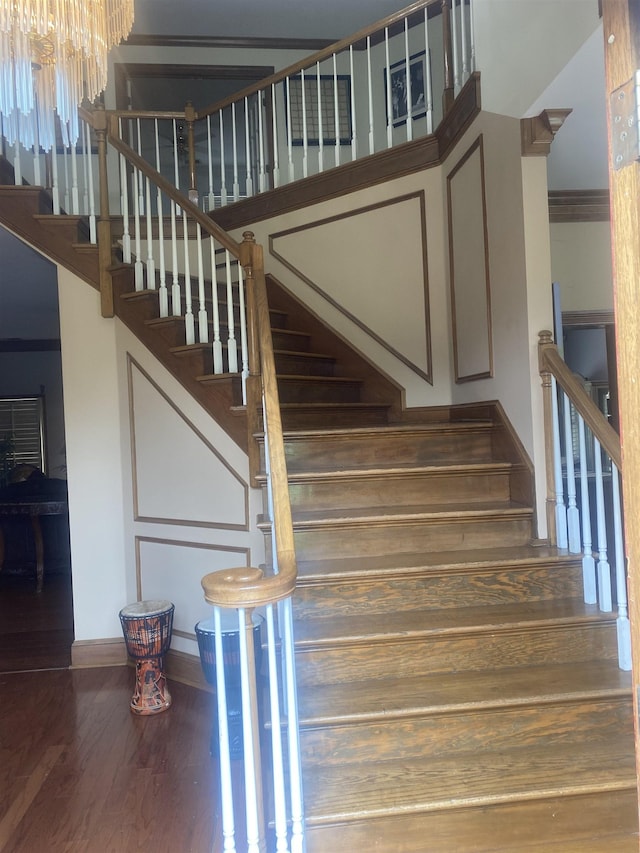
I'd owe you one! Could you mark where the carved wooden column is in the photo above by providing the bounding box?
[94,105,114,318]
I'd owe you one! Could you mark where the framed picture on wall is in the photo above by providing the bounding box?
[385,51,427,127]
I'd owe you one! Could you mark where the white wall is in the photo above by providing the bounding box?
[550,221,614,313]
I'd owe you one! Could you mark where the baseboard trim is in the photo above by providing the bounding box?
[71,637,127,668]
[165,649,212,693]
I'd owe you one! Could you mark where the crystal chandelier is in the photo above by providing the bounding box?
[0,0,135,151]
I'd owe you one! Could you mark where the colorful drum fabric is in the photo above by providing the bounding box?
[119,600,175,715]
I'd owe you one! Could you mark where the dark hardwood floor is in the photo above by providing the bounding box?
[0,573,221,852]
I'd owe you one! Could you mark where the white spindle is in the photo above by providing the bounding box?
[244,98,253,198]
[210,237,224,374]
[367,37,375,154]
[81,123,89,216]
[196,224,208,342]
[70,138,79,214]
[265,604,289,853]
[333,54,340,168]
[144,154,156,290]
[213,606,237,853]
[461,0,469,82]
[612,464,632,669]
[225,250,238,372]
[593,437,613,612]
[301,68,309,178]
[238,263,248,405]
[182,210,195,345]
[63,144,70,213]
[51,142,60,215]
[85,122,96,244]
[132,120,144,290]
[118,118,131,264]
[282,596,305,853]
[562,394,581,553]
[424,8,434,133]
[154,120,168,318]
[385,28,393,149]
[404,20,413,143]
[219,111,228,206]
[271,83,280,188]
[238,607,262,853]
[206,115,215,211]
[316,62,324,174]
[451,0,461,94]
[470,0,477,72]
[257,92,266,193]
[171,120,181,316]
[286,77,295,183]
[578,415,596,604]
[13,139,22,186]
[231,103,240,201]
[551,377,568,549]
[349,46,357,161]
[32,124,41,187]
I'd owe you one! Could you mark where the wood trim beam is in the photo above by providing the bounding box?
[562,309,615,327]
[549,189,611,222]
[521,109,572,156]
[123,34,337,52]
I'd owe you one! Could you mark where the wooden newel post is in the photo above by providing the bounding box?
[243,606,267,853]
[241,231,264,485]
[441,0,455,115]
[185,102,198,205]
[94,106,114,318]
[538,330,557,546]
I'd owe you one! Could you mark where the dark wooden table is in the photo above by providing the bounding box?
[0,499,68,592]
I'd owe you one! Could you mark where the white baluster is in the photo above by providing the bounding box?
[385,28,393,149]
[578,415,596,604]
[257,92,266,193]
[144,143,156,290]
[300,68,308,178]
[183,210,195,345]
[470,0,477,72]
[367,37,375,155]
[51,142,60,215]
[85,122,96,244]
[210,237,224,374]
[196,224,208,343]
[286,77,295,183]
[271,83,280,188]
[281,596,305,853]
[63,144,70,213]
[219,111,228,206]
[81,122,89,216]
[171,120,181,316]
[333,54,340,168]
[244,98,253,197]
[154,120,168,318]
[461,0,469,83]
[265,604,289,853]
[593,437,613,612]
[424,9,434,134]
[13,138,22,186]
[213,606,237,853]
[132,120,144,290]
[225,250,238,372]
[118,118,131,264]
[404,20,413,143]
[612,464,631,669]
[562,394,581,553]
[451,0,461,94]
[316,62,324,174]
[70,138,79,214]
[349,46,357,161]
[551,377,568,549]
[33,122,41,187]
[238,263,248,405]
[206,115,215,211]
[237,607,262,853]
[232,103,240,201]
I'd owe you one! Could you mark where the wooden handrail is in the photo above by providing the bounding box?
[538,330,621,469]
[202,234,298,609]
[104,115,242,257]
[194,0,441,121]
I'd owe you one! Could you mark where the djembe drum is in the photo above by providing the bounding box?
[119,599,174,715]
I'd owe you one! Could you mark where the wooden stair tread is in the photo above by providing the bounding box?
[303,738,635,825]
[513,836,639,853]
[295,544,580,580]
[297,660,632,724]
[274,348,335,360]
[277,420,494,440]
[285,499,532,526]
[270,461,514,481]
[277,373,362,383]
[293,600,611,645]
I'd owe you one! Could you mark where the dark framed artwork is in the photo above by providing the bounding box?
[385,51,427,127]
[286,74,352,146]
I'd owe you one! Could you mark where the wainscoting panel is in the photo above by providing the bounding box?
[128,357,249,529]
[447,135,493,382]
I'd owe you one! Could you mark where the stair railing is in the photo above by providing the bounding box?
[96,107,303,852]
[538,330,631,670]
[99,0,474,212]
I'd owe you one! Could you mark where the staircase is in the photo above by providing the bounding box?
[0,176,638,851]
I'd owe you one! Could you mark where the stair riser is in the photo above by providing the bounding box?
[303,788,639,853]
[279,407,390,430]
[282,515,533,561]
[272,330,311,351]
[274,353,336,376]
[298,698,633,765]
[295,622,618,686]
[277,378,363,404]
[292,564,584,618]
[271,428,495,473]
[284,470,512,513]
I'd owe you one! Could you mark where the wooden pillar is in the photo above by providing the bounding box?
[93,106,114,319]
[241,231,263,487]
[185,101,198,204]
[538,331,558,546]
[602,0,640,814]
